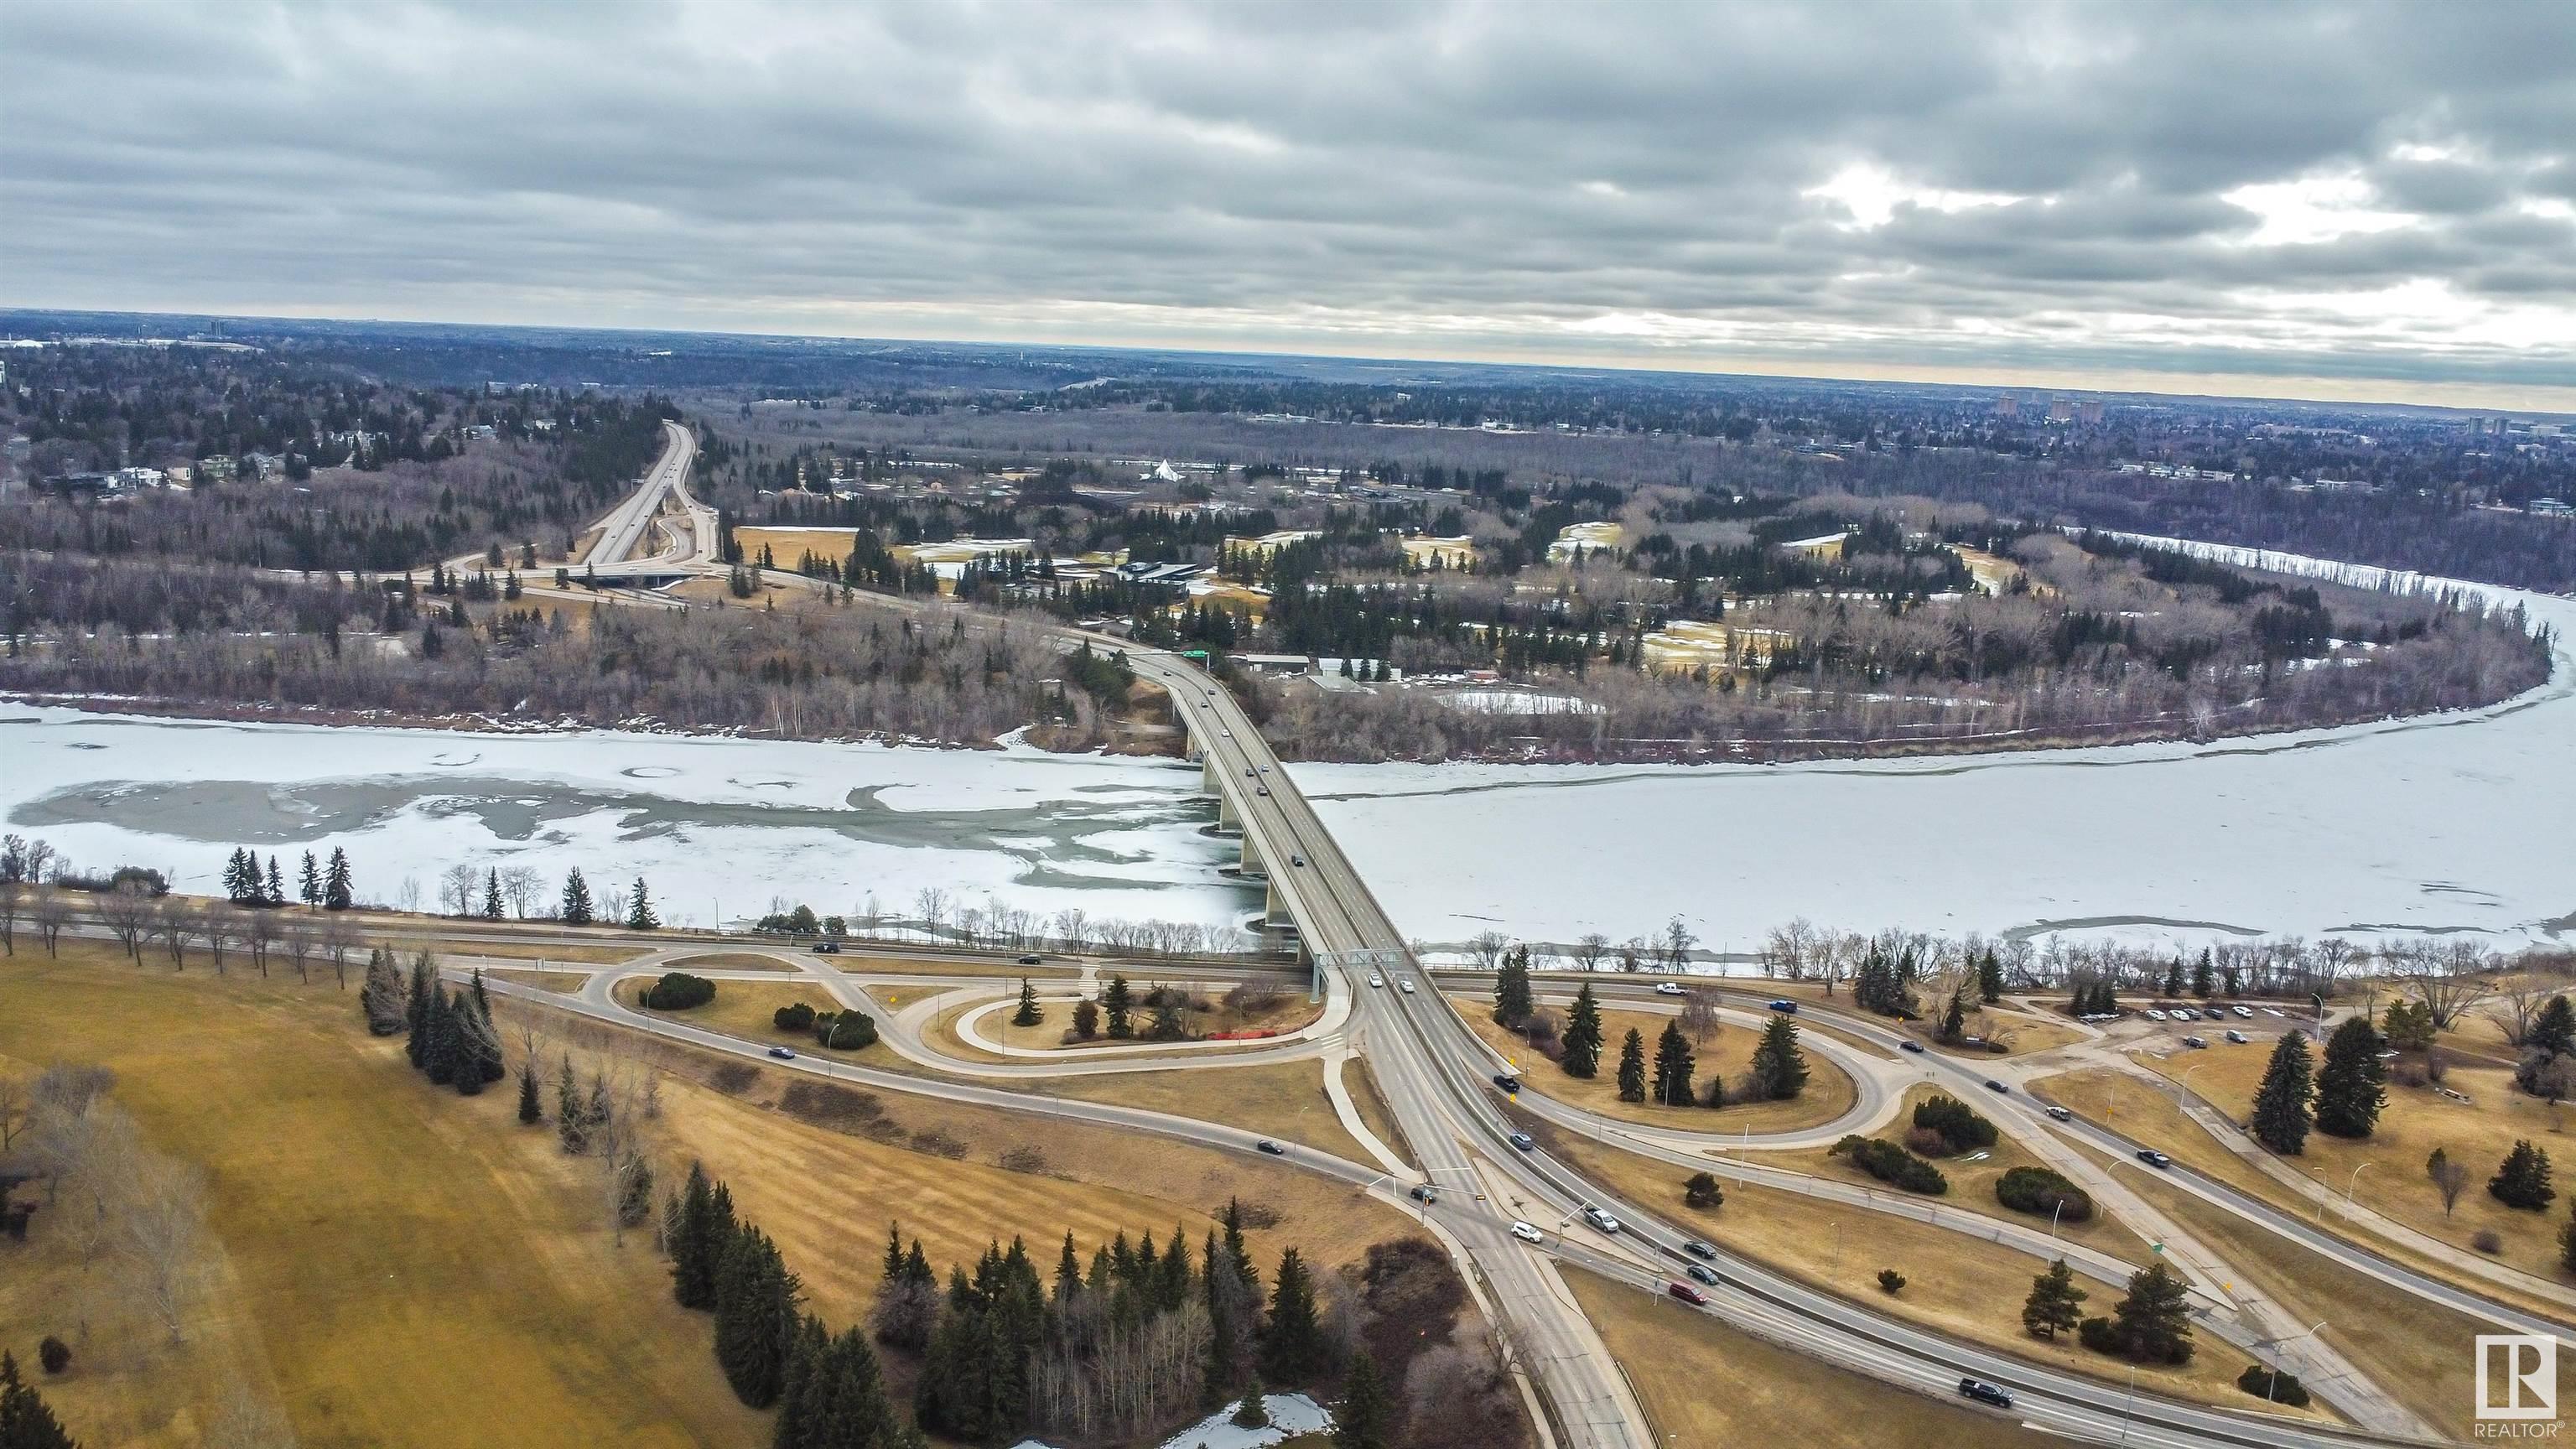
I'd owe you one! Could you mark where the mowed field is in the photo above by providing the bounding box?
[0,945,1426,1446]
[1454,995,1859,1135]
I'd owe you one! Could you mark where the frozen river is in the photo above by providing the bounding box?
[3,540,2569,954]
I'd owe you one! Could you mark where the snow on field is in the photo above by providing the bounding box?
[1156,1394,1330,1449]
[0,709,1259,933]
[1298,552,2576,956]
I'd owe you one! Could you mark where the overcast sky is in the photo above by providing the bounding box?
[7,0,2573,408]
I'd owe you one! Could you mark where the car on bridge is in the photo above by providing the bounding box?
[1957,1379,2013,1409]
[1291,854,1306,867]
[1368,973,1385,988]
[1256,785,1271,796]
[1400,980,1416,994]
[1666,1281,1708,1306]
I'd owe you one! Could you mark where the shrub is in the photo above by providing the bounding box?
[1876,1269,1905,1295]
[2474,1229,2505,1254]
[2078,1316,2119,1354]
[38,1337,70,1375]
[1683,1171,1723,1209]
[819,1011,877,1051]
[772,1001,816,1031]
[1911,1094,1998,1154]
[1830,1135,1949,1195]
[2237,1364,2311,1407]
[1996,1166,2096,1223]
[642,971,716,1010]
[1903,1126,1951,1158]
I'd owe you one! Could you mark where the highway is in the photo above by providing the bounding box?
[577,420,715,579]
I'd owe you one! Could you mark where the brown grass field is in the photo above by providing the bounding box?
[660,952,801,971]
[480,967,596,994]
[0,944,1423,1447]
[1568,1270,2070,1449]
[1539,1123,2312,1414]
[1034,1058,1378,1165]
[1456,996,1858,1135]
[438,939,652,964]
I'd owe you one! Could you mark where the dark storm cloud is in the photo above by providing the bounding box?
[3,0,2572,400]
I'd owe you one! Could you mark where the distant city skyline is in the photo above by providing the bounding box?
[5,1,2573,411]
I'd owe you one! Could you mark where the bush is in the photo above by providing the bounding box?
[2236,1364,2311,1407]
[1683,1171,1723,1209]
[2474,1229,2505,1254]
[1903,1126,1951,1158]
[1911,1094,1998,1154]
[1995,1166,2096,1223]
[1831,1135,1949,1195]
[1876,1269,1905,1295]
[642,972,716,1010]
[2078,1316,2118,1354]
[772,1001,816,1031]
[38,1336,70,1374]
[820,1011,877,1051]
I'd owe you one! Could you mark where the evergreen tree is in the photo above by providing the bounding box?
[361,948,408,1035]
[482,869,504,920]
[222,848,253,905]
[560,867,594,926]
[427,989,463,1088]
[2163,959,2185,997]
[517,1062,543,1124]
[1614,1028,1648,1103]
[626,876,659,931]
[1938,980,1968,1042]
[1231,1377,1270,1429]
[1751,1015,1810,1100]
[1012,978,1043,1028]
[556,1059,590,1155]
[1560,981,1603,1079]
[2532,995,2576,1059]
[2105,1261,2195,1363]
[2250,1030,2314,1156]
[2022,1257,2086,1341]
[1651,1021,1696,1107]
[404,953,435,1067]
[1263,1247,1322,1381]
[1492,945,1534,1027]
[1976,948,2003,1005]
[264,854,284,906]
[323,847,354,910]
[2490,1140,2557,1211]
[299,850,322,908]
[1332,1348,1391,1449]
[714,1226,798,1407]
[2191,951,2216,1000]
[2313,1015,2388,1140]
[0,1352,77,1449]
[2561,1202,2576,1277]
[1102,974,1133,1038]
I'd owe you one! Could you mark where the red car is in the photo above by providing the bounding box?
[1666,1281,1708,1306]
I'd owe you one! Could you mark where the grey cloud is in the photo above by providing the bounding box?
[3,0,2571,402]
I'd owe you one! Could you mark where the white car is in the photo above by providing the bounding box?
[2231,1005,2254,1019]
[1580,1205,1621,1234]
[1400,980,1416,994]
[2262,1006,2286,1017]
[1654,982,1685,997]
[2144,1009,2167,1021]
[1509,1220,1544,1244]
[1368,974,1385,989]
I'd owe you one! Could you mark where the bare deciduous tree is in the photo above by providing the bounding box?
[242,908,280,976]
[280,917,318,983]
[499,865,543,919]
[96,882,153,962]
[2399,938,2496,1030]
[320,915,361,989]
[438,863,480,917]
[122,1148,207,1344]
[1465,931,1509,972]
[1679,987,1722,1046]
[32,887,75,956]
[153,896,199,970]
[1569,932,1610,974]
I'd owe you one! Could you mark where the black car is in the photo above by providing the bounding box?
[1255,1140,1286,1156]
[1507,1132,1536,1152]
[1685,1263,1720,1285]
[1681,1239,1716,1260]
[1958,1378,2013,1409]
[1408,1185,1438,1204]
[809,940,840,953]
[2136,1149,2173,1169]
[767,1046,797,1060]
[1018,953,1043,965]
[1983,1079,2009,1093]
[1492,1073,1521,1093]
[1899,1040,1925,1054]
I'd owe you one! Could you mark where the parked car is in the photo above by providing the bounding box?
[2232,1005,2254,1019]
[2262,1006,2286,1017]
[1900,1040,1925,1053]
[767,1046,797,1060]
[809,940,840,953]
[2224,1030,2249,1044]
[1255,1140,1285,1156]
[1493,1073,1521,1092]
[2204,1008,2227,1021]
[1509,1220,1544,1244]
[1958,1379,2014,1409]
[2181,1036,2208,1049]
[2044,1105,2073,1122]
[2136,1149,2173,1169]
[1681,1239,1716,1260]
[1580,1205,1620,1234]
[1666,1281,1709,1306]
[1654,982,1686,997]
[1983,1079,2010,1093]
[1685,1263,1721,1286]
[1508,1132,1537,1152]
[1767,999,1799,1015]
[2145,1009,2168,1021]
[1409,1185,1438,1204]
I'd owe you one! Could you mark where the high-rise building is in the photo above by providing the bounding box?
[2048,397,2074,423]
[2078,399,2104,425]
[1994,394,2019,419]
